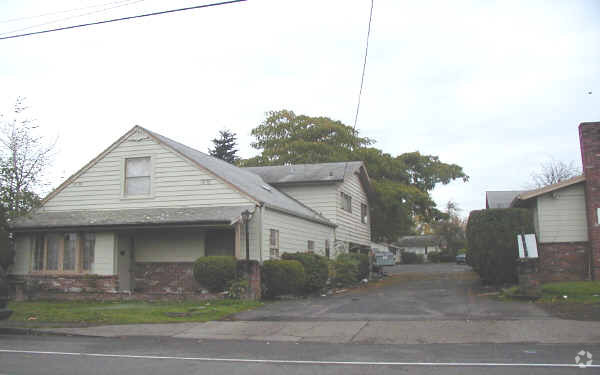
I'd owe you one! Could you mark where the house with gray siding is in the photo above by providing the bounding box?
[245,161,373,256]
[8,126,339,298]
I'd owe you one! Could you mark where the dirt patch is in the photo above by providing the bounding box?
[538,302,600,321]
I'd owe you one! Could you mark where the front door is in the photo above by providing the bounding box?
[118,234,135,292]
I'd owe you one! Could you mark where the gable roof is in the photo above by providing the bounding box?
[22,126,335,229]
[244,161,373,195]
[486,190,524,209]
[142,128,333,226]
[511,175,585,206]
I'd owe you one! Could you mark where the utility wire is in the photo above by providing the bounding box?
[0,0,247,41]
[0,0,147,37]
[0,0,138,24]
[353,0,374,131]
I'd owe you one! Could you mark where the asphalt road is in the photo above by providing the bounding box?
[0,333,598,375]
[1,263,598,374]
[233,263,548,321]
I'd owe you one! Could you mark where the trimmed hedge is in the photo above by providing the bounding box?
[193,256,237,293]
[261,259,305,298]
[281,252,329,293]
[466,208,534,285]
[401,252,424,264]
[428,251,454,263]
[332,255,358,286]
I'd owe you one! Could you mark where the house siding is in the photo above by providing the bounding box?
[134,229,205,263]
[262,207,335,259]
[536,184,588,243]
[42,134,252,212]
[336,173,371,247]
[278,184,338,222]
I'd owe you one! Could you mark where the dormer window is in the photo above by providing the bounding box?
[125,157,151,196]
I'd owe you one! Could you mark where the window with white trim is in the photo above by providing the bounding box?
[307,240,315,251]
[325,240,330,258]
[32,232,95,273]
[269,229,280,258]
[361,203,368,224]
[125,157,151,196]
[340,192,352,213]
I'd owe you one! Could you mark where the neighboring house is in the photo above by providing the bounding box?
[505,121,600,284]
[244,162,373,255]
[486,191,524,209]
[395,235,445,261]
[7,126,339,297]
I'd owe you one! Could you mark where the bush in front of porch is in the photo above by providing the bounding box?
[193,256,237,293]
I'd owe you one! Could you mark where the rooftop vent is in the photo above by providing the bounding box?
[261,184,272,192]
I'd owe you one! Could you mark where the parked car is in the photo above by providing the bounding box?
[455,253,466,265]
[0,265,12,320]
[372,248,396,267]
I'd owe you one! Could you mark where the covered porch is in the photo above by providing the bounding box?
[9,205,258,298]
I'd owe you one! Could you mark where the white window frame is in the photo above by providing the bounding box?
[269,229,280,259]
[340,192,352,213]
[121,155,155,199]
[307,240,315,251]
[361,203,368,224]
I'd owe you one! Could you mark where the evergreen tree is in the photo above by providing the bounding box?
[209,130,239,164]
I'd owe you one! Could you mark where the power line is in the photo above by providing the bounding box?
[0,0,138,24]
[353,0,374,131]
[0,0,247,41]
[0,0,147,37]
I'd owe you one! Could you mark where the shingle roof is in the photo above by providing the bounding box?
[396,235,444,247]
[10,206,253,230]
[244,161,364,185]
[486,191,524,209]
[143,128,334,227]
[512,175,585,204]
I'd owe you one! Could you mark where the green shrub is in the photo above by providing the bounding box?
[281,252,329,293]
[261,259,305,298]
[337,253,370,280]
[466,208,534,285]
[193,256,237,293]
[332,255,359,286]
[0,227,13,270]
[401,252,423,264]
[429,251,454,263]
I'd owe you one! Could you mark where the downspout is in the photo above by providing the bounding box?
[258,203,264,262]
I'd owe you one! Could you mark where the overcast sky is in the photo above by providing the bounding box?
[1,0,599,217]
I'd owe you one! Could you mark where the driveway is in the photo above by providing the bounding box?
[232,263,549,321]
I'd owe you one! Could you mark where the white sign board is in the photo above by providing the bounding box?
[516,234,538,259]
[524,234,538,258]
[517,235,525,258]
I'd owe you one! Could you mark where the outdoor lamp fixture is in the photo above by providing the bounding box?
[241,209,253,260]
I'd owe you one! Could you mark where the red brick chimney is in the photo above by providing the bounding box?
[579,121,600,280]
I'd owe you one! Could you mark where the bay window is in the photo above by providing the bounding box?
[32,232,95,273]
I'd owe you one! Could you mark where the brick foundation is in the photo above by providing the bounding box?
[9,261,262,301]
[134,262,199,295]
[518,242,589,288]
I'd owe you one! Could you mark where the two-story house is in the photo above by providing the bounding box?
[245,162,373,256]
[7,126,373,298]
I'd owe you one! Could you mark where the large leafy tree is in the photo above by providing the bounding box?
[244,110,469,241]
[431,201,467,256]
[209,129,239,164]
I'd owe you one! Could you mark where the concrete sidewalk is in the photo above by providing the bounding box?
[35,319,600,344]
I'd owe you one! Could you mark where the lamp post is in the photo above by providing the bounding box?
[241,210,252,260]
